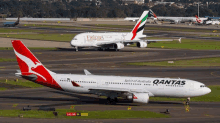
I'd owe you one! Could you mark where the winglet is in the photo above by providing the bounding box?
[84,69,92,75]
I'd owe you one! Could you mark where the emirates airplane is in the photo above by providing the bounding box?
[70,10,179,51]
[13,40,211,105]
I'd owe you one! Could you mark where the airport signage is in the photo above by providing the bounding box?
[66,112,82,116]
[66,112,77,116]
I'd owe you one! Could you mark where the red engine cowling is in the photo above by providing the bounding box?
[132,93,149,103]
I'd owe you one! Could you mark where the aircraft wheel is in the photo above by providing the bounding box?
[75,47,78,52]
[106,97,117,105]
[186,97,190,105]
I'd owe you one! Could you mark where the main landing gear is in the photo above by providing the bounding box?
[106,97,118,105]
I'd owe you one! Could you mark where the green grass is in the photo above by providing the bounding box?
[151,86,220,102]
[24,24,90,30]
[146,39,220,50]
[0,80,44,88]
[200,34,220,37]
[0,34,76,42]
[24,24,126,32]
[0,47,57,50]
[0,109,169,119]
[0,58,16,62]
[0,87,7,91]
[128,57,220,67]
[0,28,44,33]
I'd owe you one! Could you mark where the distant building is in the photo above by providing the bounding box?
[154,1,174,6]
[122,0,145,5]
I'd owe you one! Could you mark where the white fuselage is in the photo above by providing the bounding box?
[70,32,142,48]
[53,73,211,98]
[157,17,197,23]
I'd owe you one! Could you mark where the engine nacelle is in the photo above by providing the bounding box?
[114,43,124,49]
[120,93,133,100]
[132,93,149,103]
[136,41,147,48]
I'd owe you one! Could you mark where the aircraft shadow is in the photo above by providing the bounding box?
[0,90,183,107]
[55,47,145,52]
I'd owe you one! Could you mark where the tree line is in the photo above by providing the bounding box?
[0,0,220,18]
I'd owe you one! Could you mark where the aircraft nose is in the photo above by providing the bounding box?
[70,40,75,47]
[205,87,211,94]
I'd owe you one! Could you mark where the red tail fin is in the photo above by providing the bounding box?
[12,40,62,90]
[195,15,198,18]
[195,15,201,23]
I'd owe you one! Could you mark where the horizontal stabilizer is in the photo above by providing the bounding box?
[84,69,92,75]
[15,70,22,77]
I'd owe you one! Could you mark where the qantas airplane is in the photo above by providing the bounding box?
[195,15,208,25]
[12,40,211,105]
[70,10,179,51]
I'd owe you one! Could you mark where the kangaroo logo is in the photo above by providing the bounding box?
[14,49,47,81]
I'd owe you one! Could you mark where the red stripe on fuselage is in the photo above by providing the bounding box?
[131,21,141,40]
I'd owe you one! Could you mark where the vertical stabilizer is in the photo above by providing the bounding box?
[131,10,155,40]
[11,40,62,90]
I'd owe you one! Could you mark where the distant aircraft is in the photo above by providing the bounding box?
[3,16,20,27]
[12,40,211,105]
[125,9,198,24]
[124,17,140,22]
[195,15,208,24]
[71,10,179,51]
[203,17,220,25]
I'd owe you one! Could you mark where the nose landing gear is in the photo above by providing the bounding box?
[75,47,78,52]
[186,97,190,105]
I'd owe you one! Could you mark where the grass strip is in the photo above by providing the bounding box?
[0,58,16,62]
[0,28,44,33]
[24,24,126,32]
[24,24,89,30]
[200,34,220,37]
[0,109,169,119]
[145,39,220,50]
[0,34,76,42]
[151,85,220,102]
[0,80,44,88]
[128,57,220,67]
[0,47,57,50]
[0,87,7,91]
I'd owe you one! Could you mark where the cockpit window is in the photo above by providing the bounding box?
[73,37,77,40]
[200,85,206,87]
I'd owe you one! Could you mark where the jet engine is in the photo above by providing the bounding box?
[114,43,124,49]
[120,93,133,100]
[174,20,179,24]
[132,93,149,103]
[136,41,147,48]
